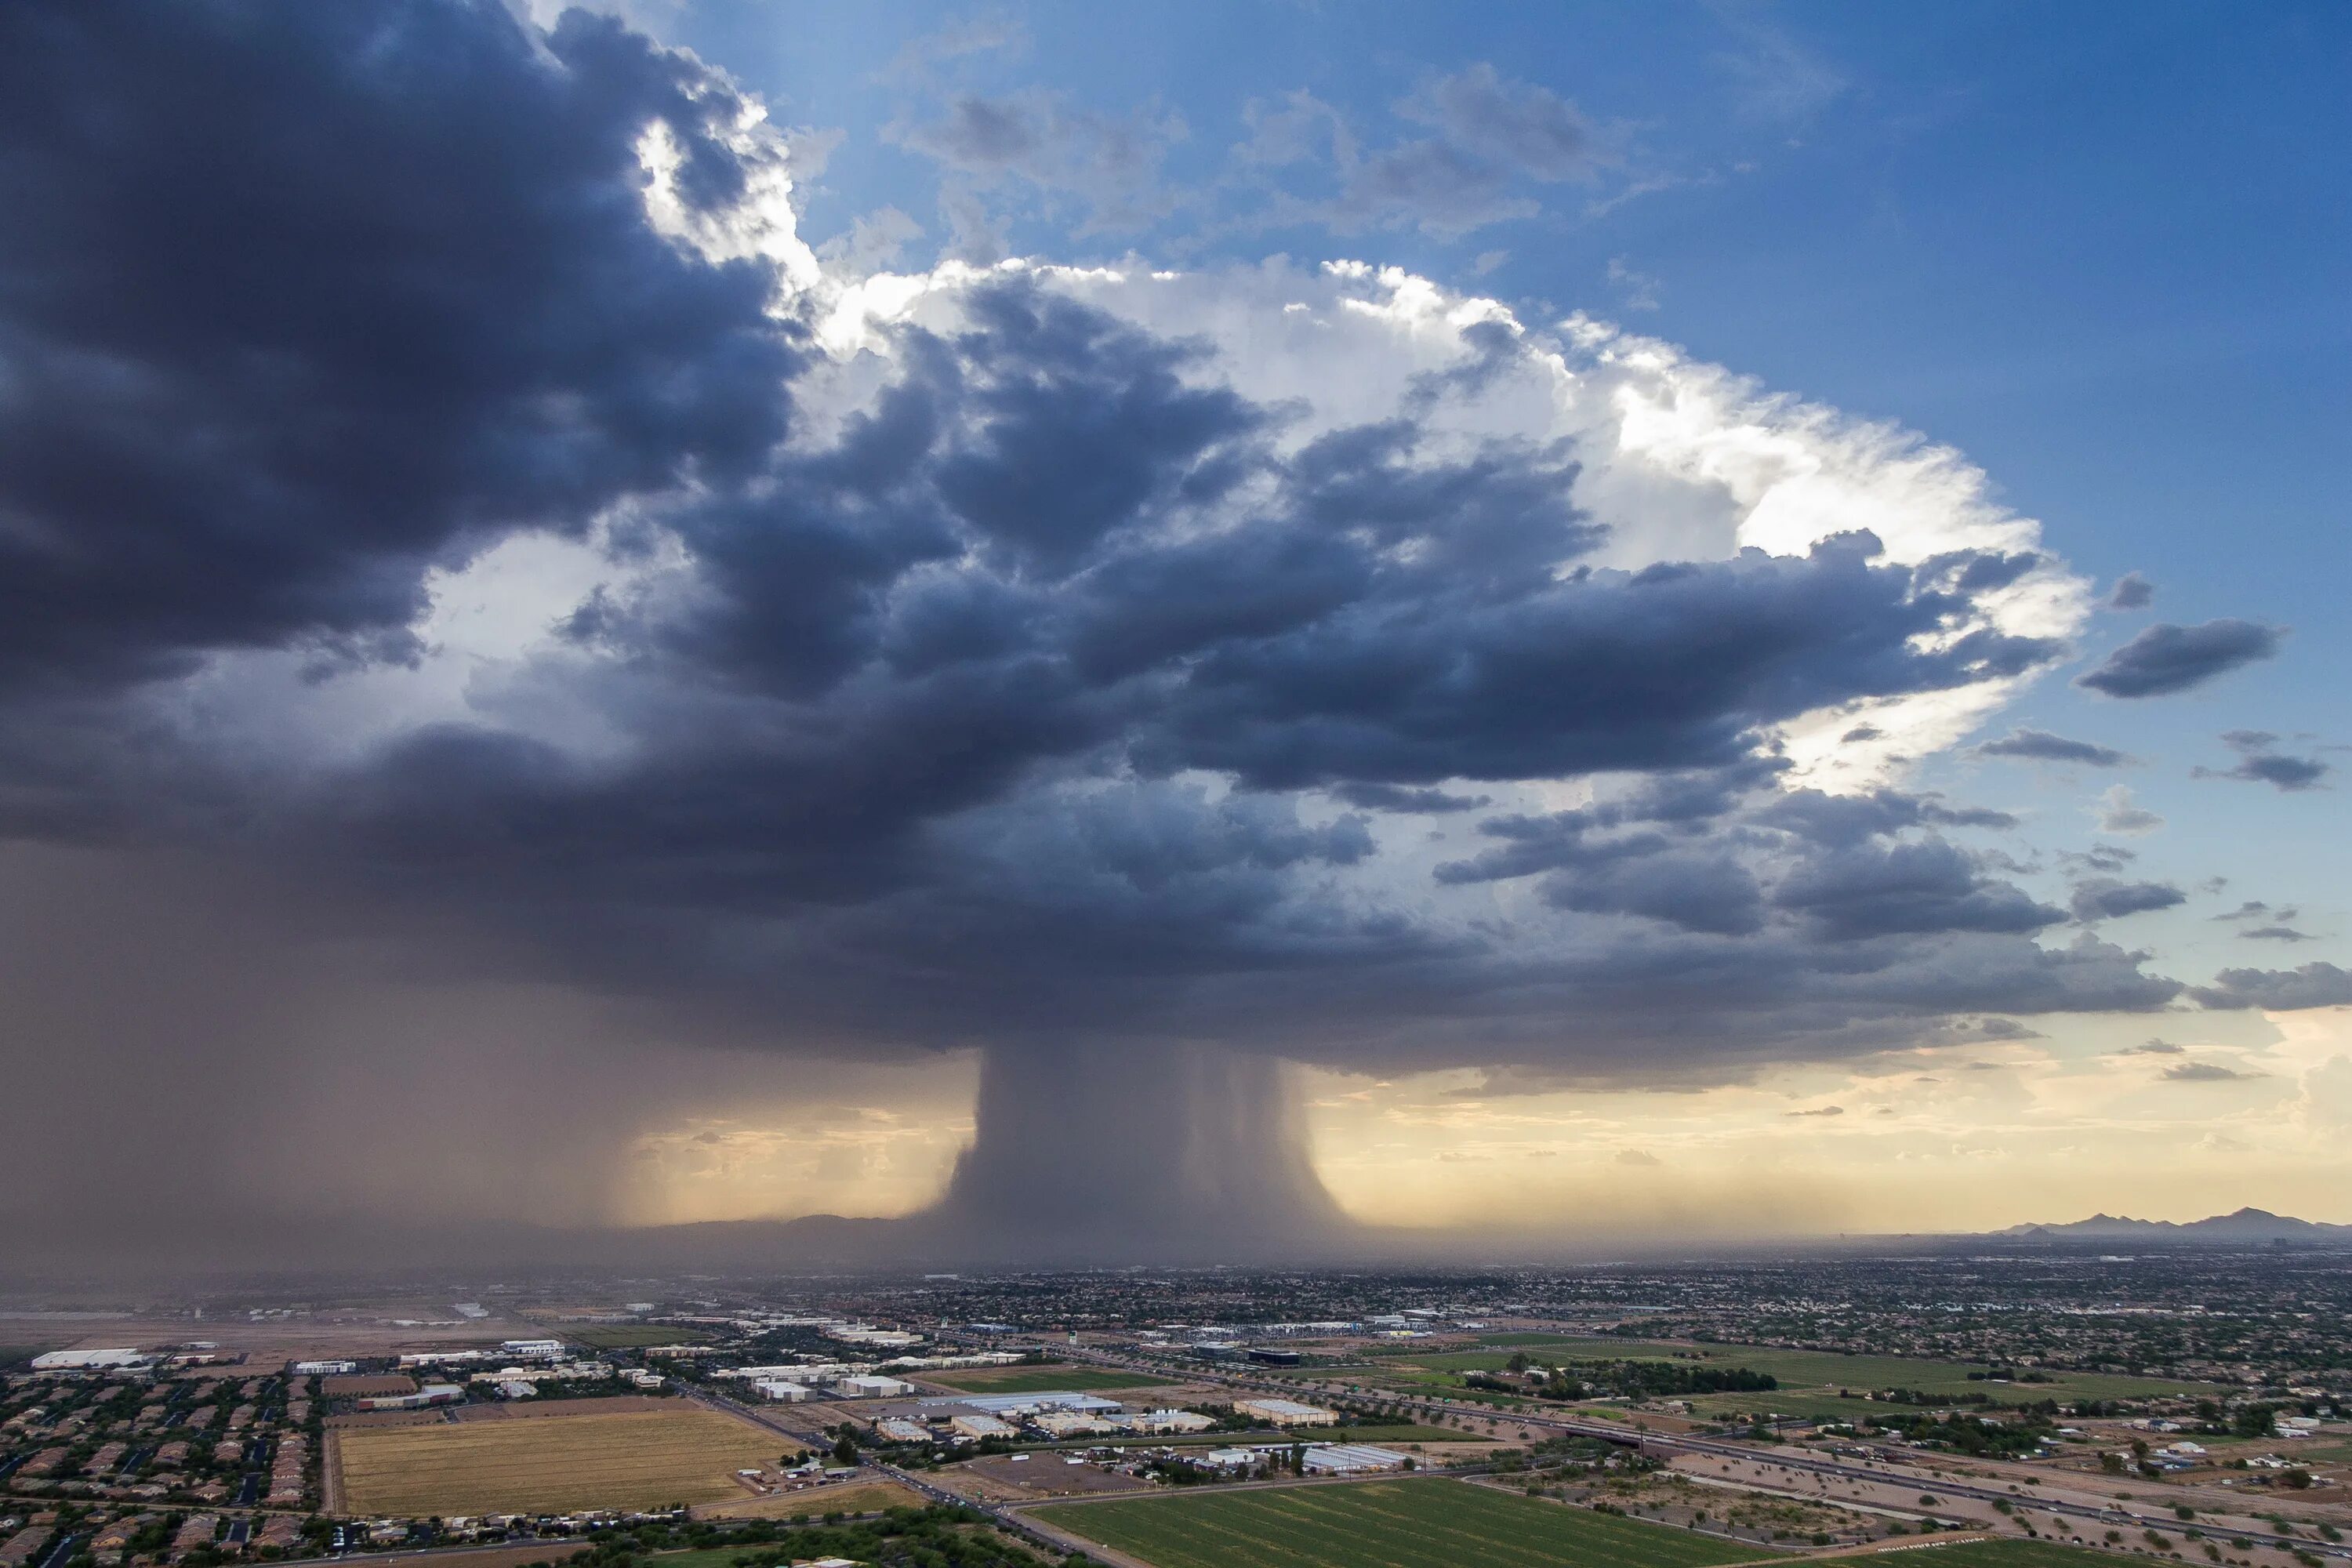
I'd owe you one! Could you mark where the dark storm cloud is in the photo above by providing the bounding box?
[2191,962,2352,1011]
[0,0,796,692]
[2067,879,2187,923]
[0,0,2196,1259]
[1334,784,1493,815]
[2192,730,2332,792]
[1773,839,2063,940]
[1976,728,2136,767]
[2076,619,2284,698]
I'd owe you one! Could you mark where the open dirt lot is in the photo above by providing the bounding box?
[334,1406,791,1516]
[941,1454,1156,1504]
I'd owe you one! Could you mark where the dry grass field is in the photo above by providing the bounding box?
[336,1406,789,1516]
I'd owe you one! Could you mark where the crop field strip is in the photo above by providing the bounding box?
[1033,1476,1760,1568]
[336,1406,786,1515]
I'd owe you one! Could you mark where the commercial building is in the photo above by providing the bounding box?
[1301,1443,1406,1475]
[1033,1411,1116,1438]
[1234,1398,1334,1428]
[1126,1408,1214,1434]
[959,1392,1120,1415]
[949,1414,1015,1439]
[31,1348,145,1371]
[500,1339,565,1359]
[752,1380,811,1403]
[358,1384,466,1412]
[835,1375,913,1399]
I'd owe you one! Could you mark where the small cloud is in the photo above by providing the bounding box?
[2107,572,2154,611]
[2241,925,2314,942]
[1336,782,1492,815]
[2161,1061,2264,1083]
[1976,728,2134,768]
[1614,1148,1660,1167]
[2077,619,2285,699]
[1470,249,1510,277]
[1842,724,1883,743]
[2094,785,2163,837]
[2193,1130,2249,1152]
[1963,1060,2005,1072]
[2212,900,2287,923]
[2069,877,2186,923]
[2120,1039,2185,1055]
[1786,1104,1845,1117]
[2192,960,2352,1011]
[2193,729,2332,793]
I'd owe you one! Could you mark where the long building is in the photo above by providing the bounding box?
[1233,1397,1334,1428]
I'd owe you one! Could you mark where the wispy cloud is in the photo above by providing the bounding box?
[2193,729,2331,792]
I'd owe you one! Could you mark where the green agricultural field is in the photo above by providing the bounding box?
[1033,1477,1758,1568]
[563,1324,700,1349]
[919,1364,1173,1394]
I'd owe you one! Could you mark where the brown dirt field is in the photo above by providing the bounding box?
[941,1455,1156,1505]
[451,1396,684,1422]
[325,1375,419,1398]
[328,1409,451,1430]
[336,1406,793,1517]
[695,1480,925,1519]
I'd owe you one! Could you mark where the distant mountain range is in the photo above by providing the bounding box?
[1998,1207,2352,1243]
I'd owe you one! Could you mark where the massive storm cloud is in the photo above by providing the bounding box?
[0,0,2211,1262]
